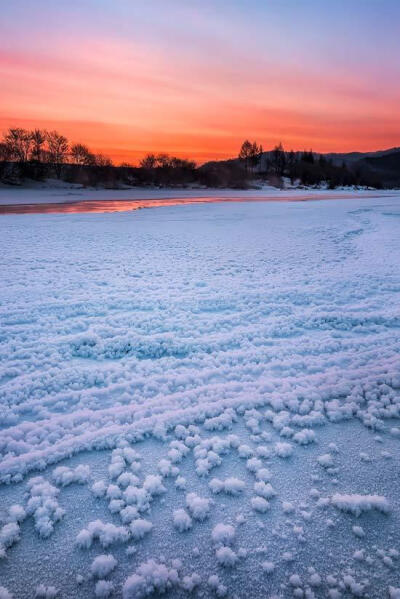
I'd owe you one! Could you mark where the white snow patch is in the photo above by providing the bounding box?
[331,494,390,516]
[173,509,192,532]
[211,523,235,545]
[215,546,238,567]
[52,464,90,486]
[185,493,211,520]
[122,560,179,598]
[91,554,118,578]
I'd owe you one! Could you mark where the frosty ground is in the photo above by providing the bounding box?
[0,193,400,598]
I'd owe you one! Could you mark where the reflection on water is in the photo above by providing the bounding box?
[0,193,380,215]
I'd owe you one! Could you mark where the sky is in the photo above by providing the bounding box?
[1,0,400,164]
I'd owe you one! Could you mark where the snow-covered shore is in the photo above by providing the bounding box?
[0,183,397,206]
[1,194,400,598]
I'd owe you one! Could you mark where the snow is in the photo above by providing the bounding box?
[274,442,293,458]
[34,586,58,598]
[180,572,201,592]
[122,560,179,598]
[0,524,20,556]
[215,546,238,567]
[0,185,395,207]
[251,496,270,513]
[253,481,276,499]
[185,493,211,520]
[129,518,152,540]
[142,474,166,496]
[211,524,235,545]
[90,554,117,578]
[331,494,391,516]
[1,192,400,597]
[52,464,90,486]
[262,561,275,574]
[317,453,335,468]
[7,505,26,523]
[76,520,130,549]
[91,481,107,498]
[94,580,114,598]
[26,477,65,538]
[172,509,192,532]
[352,525,365,538]
[209,477,245,495]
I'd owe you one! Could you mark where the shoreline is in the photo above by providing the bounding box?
[0,190,397,215]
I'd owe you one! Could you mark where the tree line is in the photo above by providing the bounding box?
[0,128,113,184]
[237,140,382,189]
[0,127,383,189]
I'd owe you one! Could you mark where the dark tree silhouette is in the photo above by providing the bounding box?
[71,143,94,166]
[46,131,69,178]
[31,129,46,162]
[4,128,32,164]
[270,143,286,177]
[239,140,263,173]
[140,154,157,169]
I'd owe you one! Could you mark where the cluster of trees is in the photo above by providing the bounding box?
[0,127,201,188]
[238,140,382,188]
[0,127,383,189]
[238,140,263,173]
[137,153,197,186]
[0,128,113,185]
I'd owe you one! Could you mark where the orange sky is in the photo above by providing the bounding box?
[1,1,400,165]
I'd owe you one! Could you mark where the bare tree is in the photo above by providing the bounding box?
[140,153,157,169]
[46,130,69,178]
[155,153,171,168]
[94,154,113,167]
[0,142,11,162]
[31,129,47,162]
[71,143,94,166]
[3,128,32,163]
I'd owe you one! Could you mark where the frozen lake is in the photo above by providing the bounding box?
[1,194,400,598]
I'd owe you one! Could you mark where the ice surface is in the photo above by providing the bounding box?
[1,194,400,597]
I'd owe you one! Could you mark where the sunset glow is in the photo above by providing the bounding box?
[1,0,400,163]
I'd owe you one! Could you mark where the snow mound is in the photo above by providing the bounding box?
[122,560,179,598]
[95,580,114,598]
[130,519,153,540]
[331,493,390,516]
[52,464,90,486]
[209,477,245,495]
[211,524,235,545]
[185,493,211,520]
[215,546,238,567]
[173,509,192,532]
[90,554,118,578]
[76,520,130,549]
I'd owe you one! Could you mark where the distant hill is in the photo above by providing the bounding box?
[202,147,400,188]
[358,149,400,187]
[203,147,400,169]
[322,147,400,166]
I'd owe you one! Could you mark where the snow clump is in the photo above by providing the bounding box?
[90,554,118,578]
[331,494,390,516]
[122,559,179,598]
[52,464,90,486]
[173,509,192,532]
[185,493,211,520]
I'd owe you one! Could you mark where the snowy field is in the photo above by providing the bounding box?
[1,194,400,598]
